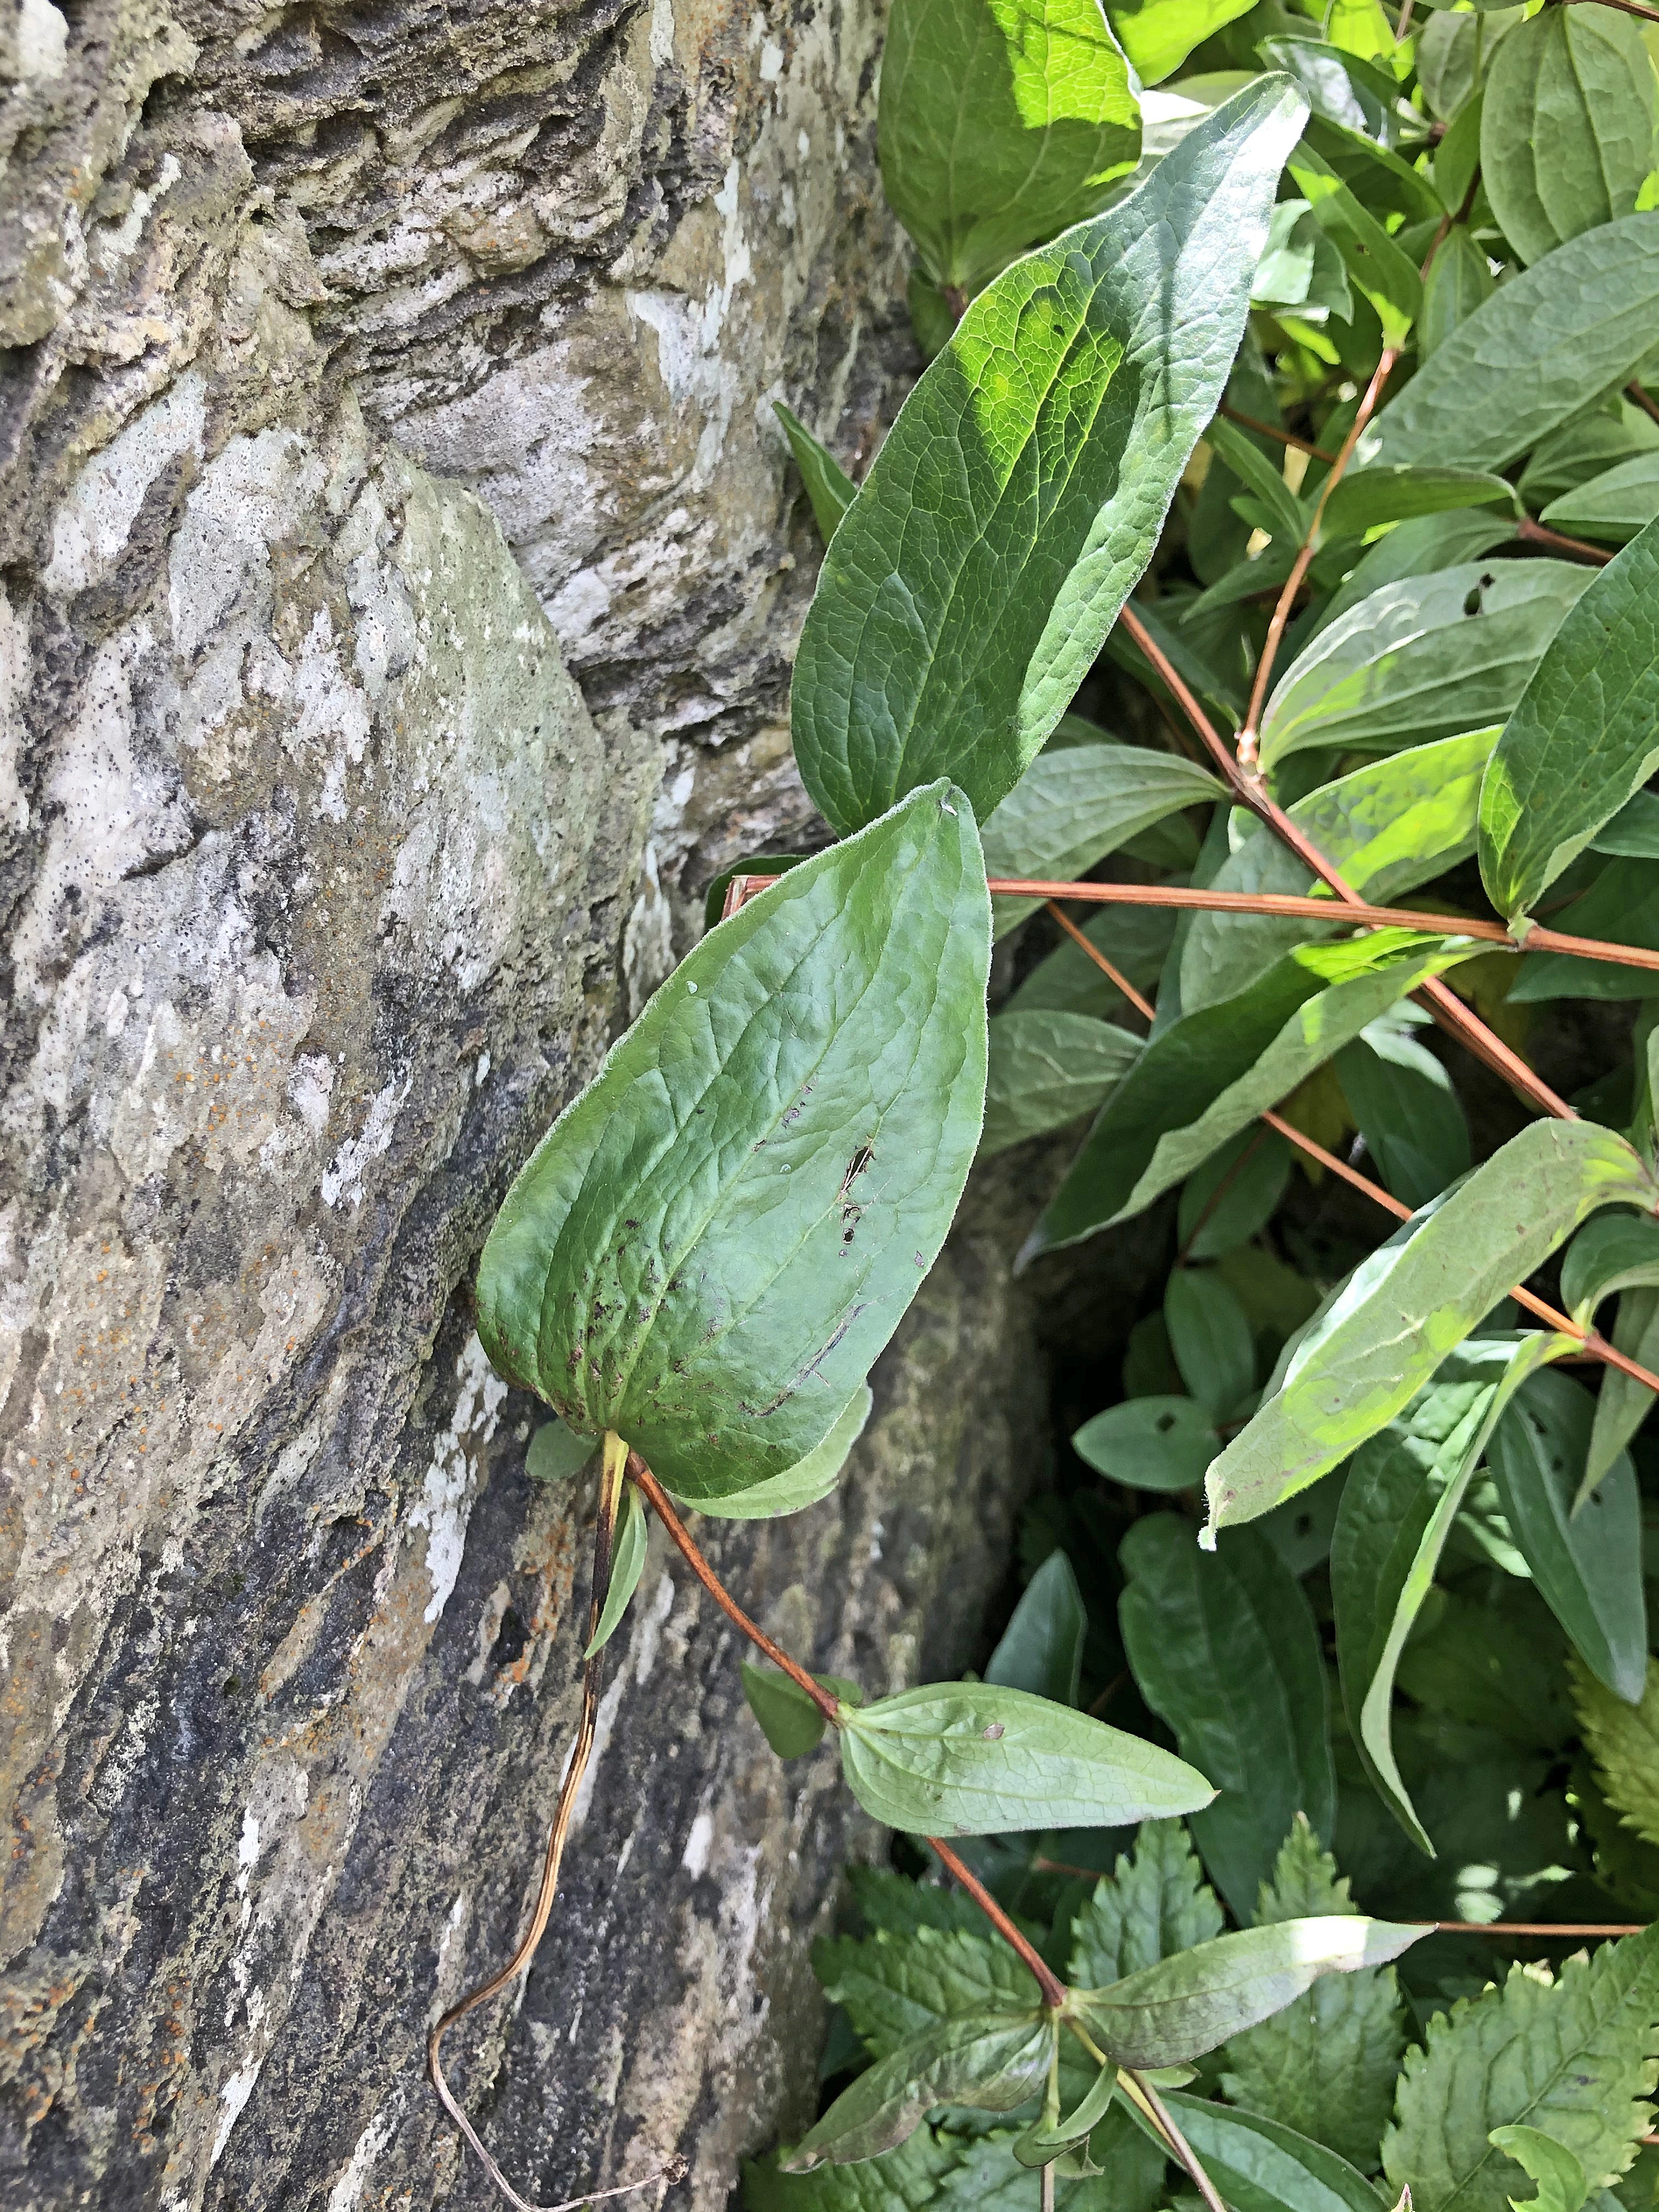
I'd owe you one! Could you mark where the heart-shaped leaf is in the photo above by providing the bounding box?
[476,785,990,1502]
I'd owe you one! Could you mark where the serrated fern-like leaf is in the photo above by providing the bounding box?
[1220,1818,1406,2173]
[847,1868,996,1942]
[1383,1927,1659,2212]
[815,1927,1039,2061]
[1573,1655,1659,1852]
[1069,1819,1224,1988]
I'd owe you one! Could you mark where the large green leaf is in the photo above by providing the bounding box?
[1258,561,1593,770]
[791,80,1308,834]
[980,740,1220,935]
[1203,1120,1656,1536]
[837,1679,1215,1835]
[1543,454,1659,546]
[1318,462,1514,541]
[1118,1515,1335,1920]
[1220,1819,1406,2173]
[878,0,1141,295]
[983,1010,1140,1157]
[476,787,989,1502]
[1073,1396,1222,1492]
[1107,0,1256,82]
[1334,1023,1471,1210]
[1154,2094,1390,2212]
[1488,1369,1647,1701]
[783,2010,1053,2169]
[1361,213,1659,471]
[1310,510,1518,637]
[1180,729,1497,1013]
[1382,1926,1659,2212]
[1069,1916,1424,2067]
[1330,1335,1568,1852]
[1024,931,1468,1261]
[690,1385,874,1521]
[1068,1819,1225,1987]
[986,1549,1087,1707]
[1481,6,1655,267]
[1478,518,1659,923]
[1285,137,1422,345]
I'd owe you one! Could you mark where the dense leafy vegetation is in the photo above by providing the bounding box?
[440,0,1659,2203]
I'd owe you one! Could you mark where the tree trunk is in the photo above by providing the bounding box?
[0,3,1049,2205]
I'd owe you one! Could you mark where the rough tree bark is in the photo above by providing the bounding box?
[0,3,1052,2207]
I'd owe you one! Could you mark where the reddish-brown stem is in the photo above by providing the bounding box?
[1517,514,1615,565]
[1123,2071,1231,2212]
[1218,403,1335,462]
[1043,900,1154,1021]
[1040,917,1659,1402]
[929,1837,1067,2008]
[1566,0,1659,20]
[995,877,1659,979]
[1630,378,1659,426]
[1421,1921,1645,1937]
[1240,347,1400,756]
[628,1454,842,1721]
[627,1452,1069,2008]
[1110,605,1580,1124]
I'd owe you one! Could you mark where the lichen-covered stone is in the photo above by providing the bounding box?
[0,2,1054,2208]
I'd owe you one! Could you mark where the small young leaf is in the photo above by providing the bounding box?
[526,1418,597,1484]
[1250,200,1356,324]
[1331,1335,1568,1851]
[781,2009,1052,2169]
[985,1550,1087,1709]
[1012,2060,1118,2168]
[585,1481,648,1657]
[1362,213,1659,473]
[1069,1915,1425,2066]
[878,0,1141,295]
[1206,415,1310,547]
[1573,1652,1659,1851]
[983,1011,1140,1157]
[980,740,1221,935]
[774,403,859,543]
[1073,1396,1221,1492]
[837,1680,1215,1835]
[1335,1024,1470,1210]
[1382,1925,1659,2212]
[1480,7,1655,267]
[476,785,989,1504]
[1165,1269,1256,1420]
[743,1663,861,1760]
[1486,2128,1587,2212]
[1118,1514,1335,1919]
[1559,1211,1659,1327]
[1068,1819,1225,1987]
[1543,454,1659,548]
[1180,729,1497,1013]
[1026,932,1469,1261]
[1203,1121,1655,1535]
[1488,1370,1647,1701]
[1150,2094,1391,2212]
[792,79,1308,833]
[1221,1818,1407,2171]
[1479,517,1659,922]
[1259,561,1593,770]
[690,1386,875,1522]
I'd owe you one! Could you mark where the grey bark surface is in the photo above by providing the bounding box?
[0,3,1056,2208]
